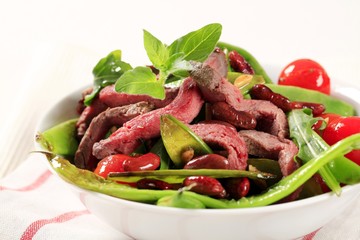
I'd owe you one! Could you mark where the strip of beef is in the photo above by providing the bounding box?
[190,122,248,170]
[76,97,108,139]
[92,78,204,159]
[210,102,257,130]
[238,130,299,176]
[191,48,289,139]
[76,86,179,140]
[236,100,289,139]
[239,130,302,202]
[74,102,155,170]
[76,86,93,114]
[191,49,243,107]
[99,85,179,108]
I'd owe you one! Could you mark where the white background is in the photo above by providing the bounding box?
[0,0,359,177]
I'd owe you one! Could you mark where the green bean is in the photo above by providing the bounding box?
[39,133,360,208]
[108,169,274,184]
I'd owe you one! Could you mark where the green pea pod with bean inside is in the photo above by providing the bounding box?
[160,114,212,167]
[216,42,273,84]
[36,118,79,157]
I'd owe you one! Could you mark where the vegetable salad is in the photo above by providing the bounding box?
[36,23,360,209]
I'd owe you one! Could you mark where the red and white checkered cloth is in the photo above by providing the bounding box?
[1,154,359,240]
[0,154,131,240]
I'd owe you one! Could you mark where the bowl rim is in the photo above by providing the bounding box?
[34,81,360,213]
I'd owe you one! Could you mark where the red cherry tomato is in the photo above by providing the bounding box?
[123,152,160,172]
[312,113,342,134]
[322,116,360,165]
[313,173,331,193]
[94,154,130,178]
[278,59,331,95]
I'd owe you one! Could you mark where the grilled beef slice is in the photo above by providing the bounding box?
[238,130,299,176]
[190,122,248,170]
[191,48,289,139]
[74,102,155,170]
[92,77,204,159]
[76,97,108,139]
[76,86,179,140]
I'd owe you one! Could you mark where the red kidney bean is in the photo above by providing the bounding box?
[123,152,160,172]
[250,84,292,111]
[183,176,227,198]
[223,177,250,200]
[137,179,173,190]
[211,102,257,129]
[290,101,326,116]
[228,50,255,74]
[183,154,230,170]
[250,84,325,115]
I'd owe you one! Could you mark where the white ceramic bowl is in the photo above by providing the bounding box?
[35,84,360,240]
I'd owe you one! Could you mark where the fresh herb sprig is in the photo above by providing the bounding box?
[84,50,132,106]
[115,23,222,99]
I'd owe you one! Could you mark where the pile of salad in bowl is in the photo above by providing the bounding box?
[35,23,360,211]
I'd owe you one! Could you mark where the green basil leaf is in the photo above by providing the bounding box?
[143,30,169,70]
[115,66,165,99]
[92,50,132,79]
[168,23,222,62]
[84,50,132,106]
[114,23,223,101]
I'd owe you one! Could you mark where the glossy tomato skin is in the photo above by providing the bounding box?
[278,59,331,95]
[312,113,342,134]
[322,116,360,165]
[94,154,130,178]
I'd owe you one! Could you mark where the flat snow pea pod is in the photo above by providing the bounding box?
[267,84,356,116]
[160,114,212,167]
[36,118,79,157]
[216,42,273,84]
